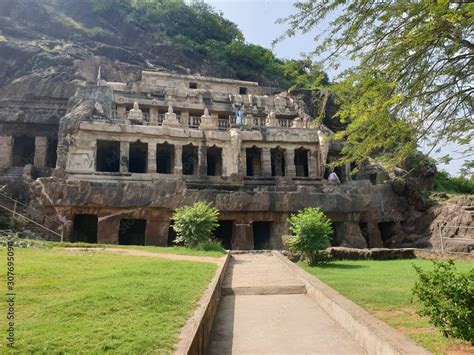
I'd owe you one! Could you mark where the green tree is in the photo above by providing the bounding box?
[279,0,473,172]
[287,207,333,265]
[171,201,219,247]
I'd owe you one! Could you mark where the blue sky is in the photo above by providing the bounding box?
[204,0,467,176]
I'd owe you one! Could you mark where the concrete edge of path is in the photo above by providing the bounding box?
[272,251,431,355]
[174,252,231,355]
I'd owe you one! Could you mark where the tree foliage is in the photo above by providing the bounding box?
[171,201,219,247]
[435,170,474,194]
[90,0,328,88]
[287,207,333,265]
[412,261,474,343]
[280,0,473,172]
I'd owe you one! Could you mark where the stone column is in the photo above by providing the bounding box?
[0,136,13,169]
[149,107,159,126]
[180,111,190,126]
[97,216,120,244]
[240,147,247,176]
[34,136,47,168]
[233,223,253,250]
[120,141,129,173]
[174,144,183,175]
[198,144,207,177]
[308,148,318,178]
[285,149,296,177]
[147,142,156,173]
[262,147,272,177]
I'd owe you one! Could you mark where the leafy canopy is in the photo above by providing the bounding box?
[287,207,333,265]
[91,0,328,88]
[279,0,473,173]
[172,201,219,247]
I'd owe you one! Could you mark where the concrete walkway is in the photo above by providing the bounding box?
[207,252,365,354]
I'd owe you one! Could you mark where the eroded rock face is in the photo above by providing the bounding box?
[428,196,473,252]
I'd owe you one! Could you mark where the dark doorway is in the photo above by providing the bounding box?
[214,220,233,249]
[246,146,262,176]
[271,147,286,176]
[96,140,120,172]
[182,144,198,175]
[167,225,178,246]
[156,143,174,174]
[129,141,147,173]
[378,222,396,245]
[253,221,271,250]
[46,138,58,168]
[207,146,223,176]
[12,136,35,166]
[118,219,146,245]
[294,148,309,177]
[72,214,98,243]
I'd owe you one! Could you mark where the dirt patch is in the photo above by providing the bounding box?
[63,247,224,264]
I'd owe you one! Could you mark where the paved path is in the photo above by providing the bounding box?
[63,247,223,264]
[207,252,365,354]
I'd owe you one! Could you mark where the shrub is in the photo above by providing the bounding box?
[0,233,49,249]
[172,201,219,247]
[193,240,225,253]
[412,261,474,343]
[287,207,333,265]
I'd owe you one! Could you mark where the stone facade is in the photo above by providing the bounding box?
[2,71,418,250]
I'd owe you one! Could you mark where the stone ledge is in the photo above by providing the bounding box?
[174,252,231,355]
[222,285,306,296]
[272,251,430,355]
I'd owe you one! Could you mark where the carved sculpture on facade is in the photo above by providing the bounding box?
[199,108,217,129]
[162,104,180,127]
[128,101,144,122]
[265,111,278,127]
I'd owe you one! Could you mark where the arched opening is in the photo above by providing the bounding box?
[246,146,262,176]
[129,140,147,173]
[156,142,174,174]
[207,145,223,176]
[294,147,309,177]
[182,144,198,175]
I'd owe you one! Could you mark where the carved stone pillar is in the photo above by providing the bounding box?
[262,147,272,177]
[198,144,207,177]
[147,142,156,173]
[180,111,190,126]
[285,148,296,177]
[120,141,129,173]
[34,136,47,168]
[0,136,13,169]
[116,105,126,119]
[240,146,247,176]
[308,148,318,178]
[233,223,253,250]
[174,144,183,175]
[149,107,159,125]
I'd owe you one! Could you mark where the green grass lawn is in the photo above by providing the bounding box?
[0,248,217,353]
[300,259,473,355]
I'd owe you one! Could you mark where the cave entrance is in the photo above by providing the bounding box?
[129,141,147,173]
[207,146,223,176]
[294,148,309,177]
[378,222,396,246]
[12,136,35,167]
[246,146,262,176]
[96,140,120,172]
[46,138,58,168]
[118,218,146,245]
[271,147,286,176]
[253,221,271,250]
[72,214,98,244]
[156,142,174,174]
[214,220,233,249]
[167,225,178,246]
[182,144,198,175]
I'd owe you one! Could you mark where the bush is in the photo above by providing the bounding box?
[0,233,49,249]
[193,240,225,253]
[287,207,333,265]
[412,261,474,343]
[172,201,219,247]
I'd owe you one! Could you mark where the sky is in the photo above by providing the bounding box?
[203,0,468,176]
